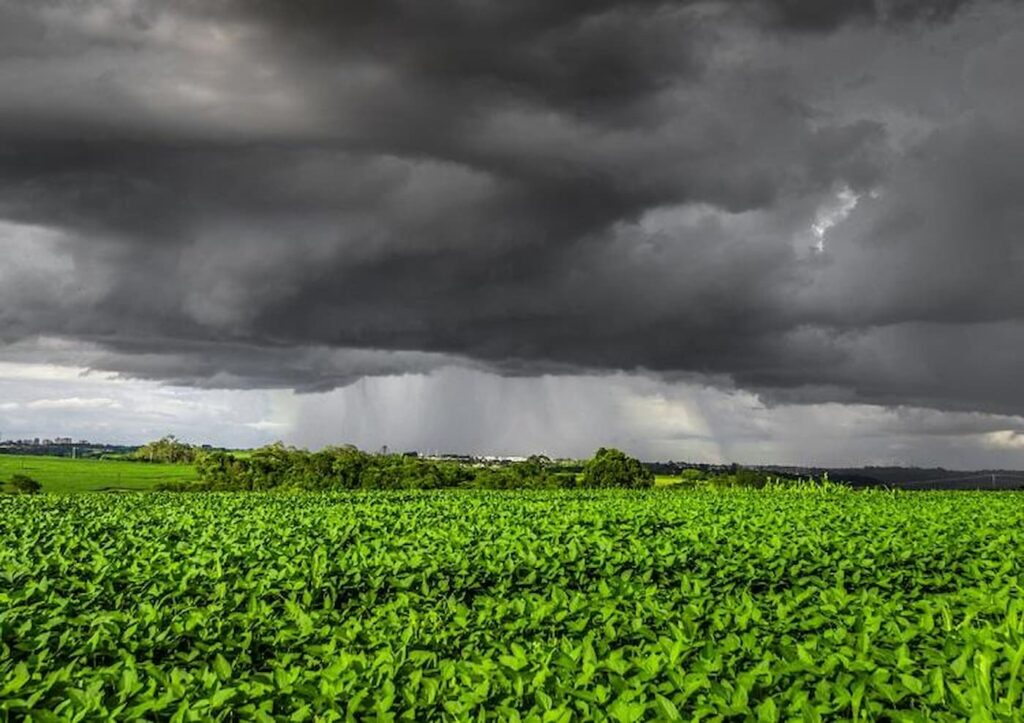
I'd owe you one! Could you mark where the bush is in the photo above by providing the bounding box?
[579,448,654,488]
[671,468,708,486]
[10,474,42,495]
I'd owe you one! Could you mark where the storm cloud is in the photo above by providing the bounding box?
[2,0,1024,427]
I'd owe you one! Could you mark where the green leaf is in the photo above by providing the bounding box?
[756,698,778,723]
[213,654,233,682]
[654,694,681,721]
[1,663,30,696]
[900,674,925,696]
[209,687,237,708]
[608,698,646,723]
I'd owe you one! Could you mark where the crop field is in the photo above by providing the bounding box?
[0,455,197,493]
[3,489,1024,720]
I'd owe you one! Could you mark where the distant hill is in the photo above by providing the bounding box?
[824,466,1024,490]
[645,460,1024,490]
[758,465,1024,490]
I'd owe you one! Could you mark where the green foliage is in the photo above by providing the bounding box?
[2,489,1024,719]
[132,435,199,464]
[469,455,567,489]
[732,466,770,487]
[191,446,586,491]
[678,468,706,482]
[691,466,773,488]
[579,447,654,488]
[8,474,41,495]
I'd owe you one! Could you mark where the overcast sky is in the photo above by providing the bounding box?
[3,0,1024,466]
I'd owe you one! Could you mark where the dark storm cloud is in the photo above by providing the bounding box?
[762,0,975,31]
[2,0,1022,417]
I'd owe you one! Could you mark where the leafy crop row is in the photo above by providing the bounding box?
[3,489,1024,720]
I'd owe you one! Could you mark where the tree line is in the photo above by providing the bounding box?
[160,445,655,491]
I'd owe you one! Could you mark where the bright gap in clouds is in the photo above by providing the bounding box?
[5,360,1024,468]
[0,360,290,448]
[811,186,861,253]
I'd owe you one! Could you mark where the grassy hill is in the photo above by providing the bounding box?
[0,455,198,493]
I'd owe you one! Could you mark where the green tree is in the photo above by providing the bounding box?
[579,448,654,488]
[732,466,769,488]
[10,474,42,495]
[194,450,253,490]
[134,435,198,464]
[469,456,564,489]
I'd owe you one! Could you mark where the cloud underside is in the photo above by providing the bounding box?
[2,0,1024,417]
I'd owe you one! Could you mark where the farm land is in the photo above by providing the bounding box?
[0,455,197,494]
[3,484,1024,720]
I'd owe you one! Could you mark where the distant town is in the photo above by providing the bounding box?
[0,438,140,458]
[5,437,81,446]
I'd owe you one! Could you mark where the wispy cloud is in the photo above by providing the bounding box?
[25,397,122,411]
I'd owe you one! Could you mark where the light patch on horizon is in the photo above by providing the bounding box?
[0,361,116,383]
[24,397,122,411]
[0,361,288,448]
[280,367,1024,468]
[3,359,1024,468]
[983,430,1024,451]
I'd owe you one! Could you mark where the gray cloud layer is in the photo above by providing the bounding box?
[2,0,1023,418]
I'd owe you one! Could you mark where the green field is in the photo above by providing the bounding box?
[4,488,1024,720]
[0,455,197,493]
